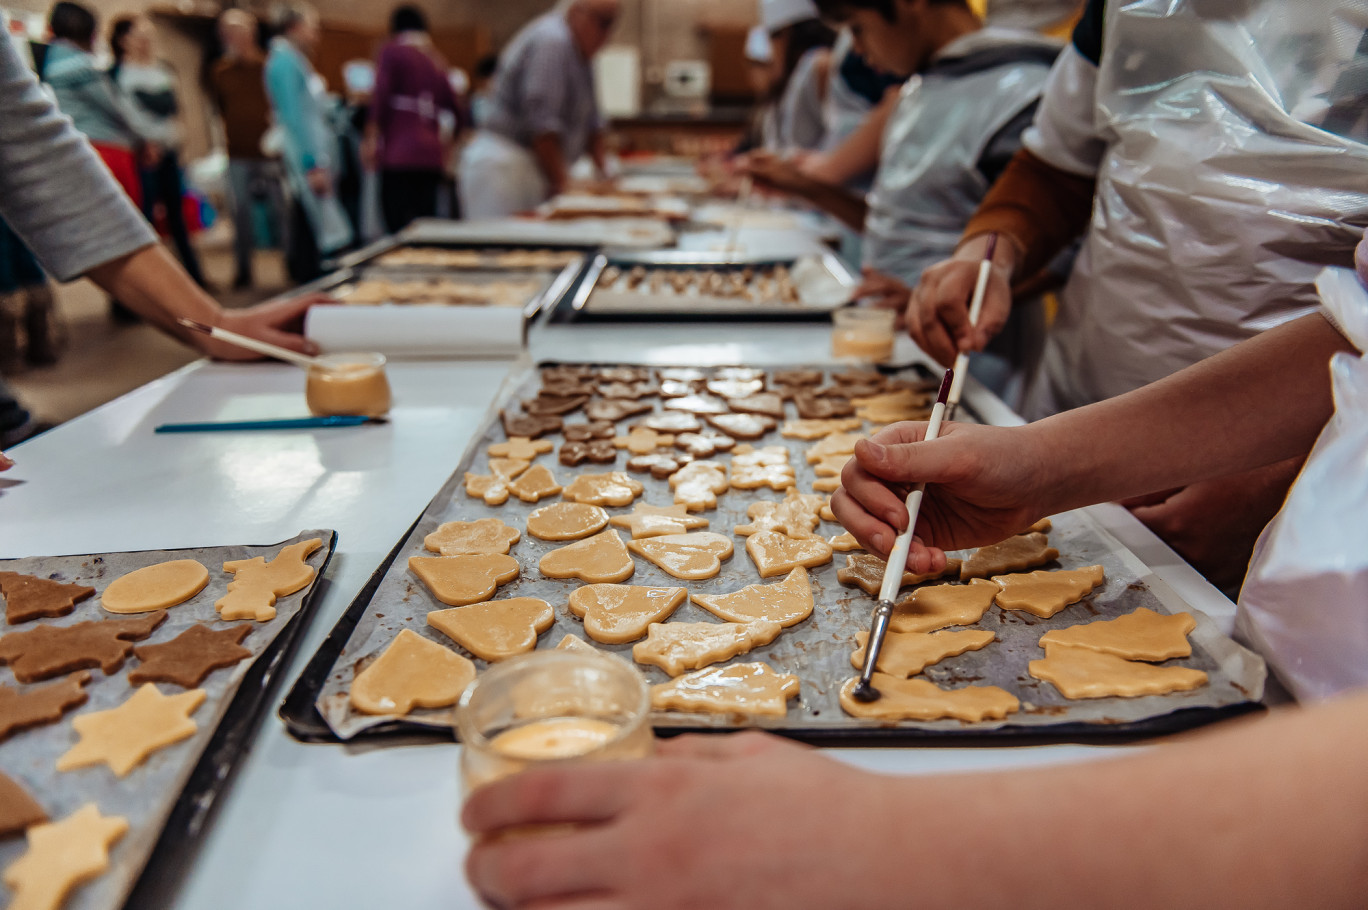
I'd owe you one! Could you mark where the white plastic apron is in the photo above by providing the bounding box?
[458,130,551,219]
[1026,0,1368,419]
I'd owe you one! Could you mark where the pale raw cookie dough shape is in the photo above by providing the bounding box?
[428,597,555,662]
[805,432,864,464]
[409,554,520,606]
[100,559,210,614]
[819,499,837,522]
[424,518,522,556]
[349,629,476,715]
[812,454,852,477]
[556,634,599,654]
[811,476,843,493]
[828,531,862,552]
[1029,644,1208,699]
[744,531,833,578]
[692,566,814,627]
[839,674,1019,722]
[651,662,800,717]
[610,503,709,539]
[526,502,610,541]
[733,490,826,539]
[852,389,931,424]
[729,445,796,491]
[670,461,729,511]
[1038,607,1197,661]
[465,457,532,506]
[960,532,1059,580]
[613,427,675,455]
[780,417,863,440]
[837,553,961,597]
[993,565,1106,619]
[890,578,1000,634]
[539,529,636,583]
[561,472,646,507]
[508,464,563,503]
[216,538,323,622]
[56,683,205,777]
[626,533,734,581]
[850,629,995,678]
[488,437,554,460]
[633,620,783,675]
[567,584,687,643]
[3,803,128,910]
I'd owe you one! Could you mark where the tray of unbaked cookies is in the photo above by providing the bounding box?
[564,251,856,319]
[0,530,334,910]
[280,363,1265,746]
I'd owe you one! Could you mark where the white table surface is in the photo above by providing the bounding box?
[0,322,1240,910]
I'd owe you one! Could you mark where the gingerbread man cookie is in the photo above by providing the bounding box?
[216,538,323,622]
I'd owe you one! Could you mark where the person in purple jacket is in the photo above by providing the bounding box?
[363,5,465,233]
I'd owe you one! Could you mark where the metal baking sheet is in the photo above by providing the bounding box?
[0,530,335,910]
[284,364,1263,744]
[568,251,856,318]
[397,216,676,250]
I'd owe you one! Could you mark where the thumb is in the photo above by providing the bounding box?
[853,434,962,487]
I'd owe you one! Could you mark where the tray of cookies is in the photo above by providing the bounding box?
[280,363,1265,745]
[565,251,856,319]
[0,530,335,910]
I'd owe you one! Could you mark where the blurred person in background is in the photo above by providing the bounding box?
[759,0,837,152]
[109,14,208,290]
[364,4,466,234]
[458,0,619,219]
[0,217,62,372]
[468,54,498,129]
[212,9,287,291]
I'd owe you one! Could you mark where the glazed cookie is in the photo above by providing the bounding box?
[424,518,522,556]
[889,578,999,634]
[633,411,702,433]
[562,420,616,442]
[744,531,833,578]
[349,629,476,715]
[838,675,1019,723]
[772,368,823,387]
[632,620,783,676]
[409,554,520,607]
[705,412,776,440]
[523,393,590,417]
[609,503,709,539]
[836,553,960,597]
[567,584,687,644]
[669,461,730,511]
[849,629,995,678]
[706,378,764,399]
[526,502,610,541]
[729,445,795,491]
[674,430,736,458]
[828,531,862,552]
[727,393,786,419]
[508,464,563,503]
[780,417,863,440]
[960,532,1059,580]
[585,398,653,423]
[651,662,799,717]
[559,440,618,467]
[501,410,562,439]
[626,452,692,479]
[613,427,675,455]
[626,533,734,580]
[427,597,555,662]
[539,530,636,583]
[805,432,864,464]
[793,393,854,420]
[692,566,814,627]
[733,490,826,539]
[561,472,645,507]
[664,394,731,415]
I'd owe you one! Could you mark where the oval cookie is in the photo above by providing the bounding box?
[101,560,210,614]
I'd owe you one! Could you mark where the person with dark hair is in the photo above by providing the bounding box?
[758,0,837,151]
[108,14,207,289]
[363,3,465,233]
[469,53,499,127]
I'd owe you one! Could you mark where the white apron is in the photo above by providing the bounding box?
[1026,0,1368,418]
[458,130,552,219]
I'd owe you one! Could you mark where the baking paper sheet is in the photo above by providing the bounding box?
[582,254,854,316]
[0,530,333,910]
[305,304,525,359]
[311,365,1264,741]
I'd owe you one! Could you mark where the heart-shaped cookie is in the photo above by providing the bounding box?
[744,531,833,578]
[539,530,636,583]
[424,518,522,556]
[349,629,476,715]
[427,597,555,662]
[567,584,687,644]
[626,532,734,580]
[692,566,814,626]
[409,554,520,606]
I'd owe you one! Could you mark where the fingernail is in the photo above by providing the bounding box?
[871,532,887,553]
[885,511,905,532]
[860,440,886,462]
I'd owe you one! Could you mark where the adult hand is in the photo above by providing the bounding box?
[198,292,331,361]
[831,421,1050,574]
[741,150,808,196]
[140,142,164,168]
[0,451,12,471]
[852,268,911,320]
[463,731,907,910]
[306,167,332,197]
[906,235,1016,367]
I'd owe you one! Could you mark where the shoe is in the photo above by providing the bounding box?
[23,284,66,366]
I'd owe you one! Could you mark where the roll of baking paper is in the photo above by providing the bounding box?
[304,305,525,359]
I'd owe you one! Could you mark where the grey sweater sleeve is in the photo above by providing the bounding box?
[0,34,154,281]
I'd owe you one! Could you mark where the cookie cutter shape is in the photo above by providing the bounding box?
[0,771,46,838]
[424,518,522,556]
[488,436,554,461]
[609,503,710,539]
[733,490,826,539]
[613,427,675,455]
[501,411,563,439]
[837,553,961,597]
[1038,607,1197,662]
[100,559,210,614]
[626,532,734,581]
[523,393,590,416]
[812,477,842,493]
[664,394,730,415]
[730,445,796,492]
[781,418,863,440]
[705,378,764,399]
[526,502,610,541]
[562,420,616,442]
[793,393,854,420]
[1028,644,1208,699]
[828,531,862,552]
[850,629,996,678]
[772,368,823,387]
[0,612,166,683]
[674,430,736,458]
[217,538,324,622]
[0,671,91,743]
[567,584,687,644]
[812,454,852,478]
[0,572,95,625]
[852,389,933,424]
[805,432,864,464]
[669,461,729,511]
[692,566,814,627]
[633,411,701,433]
[56,683,206,777]
[597,381,657,400]
[585,398,653,423]
[993,565,1106,619]
[349,628,476,715]
[705,412,776,440]
[559,440,618,466]
[464,457,532,506]
[409,554,521,607]
[838,674,1019,722]
[427,597,555,662]
[509,464,563,503]
[651,662,799,717]
[539,529,636,584]
[128,623,253,688]
[960,532,1059,580]
[714,367,766,383]
[744,531,833,578]
[819,498,837,522]
[561,472,645,507]
[2,804,127,910]
[727,393,786,418]
[555,633,599,654]
[626,452,692,479]
[632,620,783,676]
[889,578,999,634]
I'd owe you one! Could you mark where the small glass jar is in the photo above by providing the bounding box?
[455,650,654,795]
[305,352,392,417]
[831,307,896,363]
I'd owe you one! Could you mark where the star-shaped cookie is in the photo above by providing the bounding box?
[609,503,710,539]
[129,623,253,688]
[56,684,206,777]
[3,803,128,910]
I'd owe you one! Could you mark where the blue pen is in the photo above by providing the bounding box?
[155,416,383,433]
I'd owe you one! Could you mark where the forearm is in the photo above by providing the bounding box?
[804,89,896,186]
[783,173,868,232]
[1028,313,1349,514]
[85,245,221,352]
[531,133,568,194]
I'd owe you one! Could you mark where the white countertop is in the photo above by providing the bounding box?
[0,322,1237,910]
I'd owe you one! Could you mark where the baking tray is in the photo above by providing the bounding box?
[564,251,857,320]
[397,216,676,250]
[0,530,335,910]
[281,364,1264,745]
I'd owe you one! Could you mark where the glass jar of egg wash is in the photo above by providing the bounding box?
[831,306,896,363]
[456,649,654,795]
[305,352,392,417]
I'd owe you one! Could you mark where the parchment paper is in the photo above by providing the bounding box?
[312,364,1265,741]
[583,254,854,316]
[0,530,333,910]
